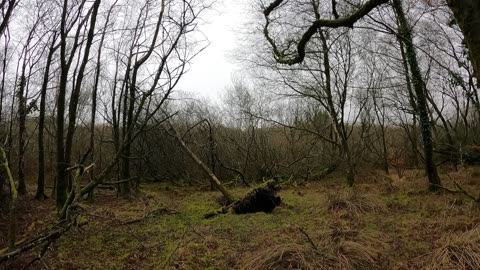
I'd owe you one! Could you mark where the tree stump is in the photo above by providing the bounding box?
[204,180,281,218]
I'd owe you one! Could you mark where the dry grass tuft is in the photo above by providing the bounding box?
[317,229,389,270]
[241,244,316,270]
[327,188,384,217]
[470,166,480,179]
[335,240,385,269]
[429,226,480,269]
[241,227,389,270]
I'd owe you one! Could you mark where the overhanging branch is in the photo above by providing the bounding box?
[263,0,389,65]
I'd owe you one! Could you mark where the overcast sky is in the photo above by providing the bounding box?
[176,1,247,101]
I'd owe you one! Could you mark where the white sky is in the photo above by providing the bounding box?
[176,1,247,101]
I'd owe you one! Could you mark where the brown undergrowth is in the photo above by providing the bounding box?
[428,225,480,269]
[1,168,480,269]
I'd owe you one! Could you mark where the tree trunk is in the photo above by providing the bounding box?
[118,2,166,196]
[56,0,101,209]
[206,120,218,190]
[318,28,355,186]
[393,0,441,191]
[118,76,134,195]
[380,124,389,174]
[1,147,17,250]
[0,35,6,202]
[0,0,16,37]
[447,0,480,86]
[372,94,389,174]
[56,0,71,210]
[0,33,7,125]
[36,35,56,200]
[88,0,115,200]
[398,39,419,168]
[112,59,121,185]
[64,0,101,183]
[119,78,136,196]
[16,57,27,195]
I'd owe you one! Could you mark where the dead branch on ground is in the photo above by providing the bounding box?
[435,174,480,202]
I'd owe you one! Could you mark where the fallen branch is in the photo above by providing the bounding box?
[59,164,94,219]
[165,120,237,204]
[95,185,117,190]
[434,174,480,202]
[122,207,179,225]
[160,227,187,270]
[451,181,480,202]
[0,217,77,264]
[101,176,138,186]
[203,205,230,219]
[298,227,320,254]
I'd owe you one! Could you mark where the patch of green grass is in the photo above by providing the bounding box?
[385,193,412,210]
[35,177,480,269]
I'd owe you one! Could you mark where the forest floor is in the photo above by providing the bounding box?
[2,168,480,269]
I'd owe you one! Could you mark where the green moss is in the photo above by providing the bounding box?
[386,193,412,209]
[120,252,131,260]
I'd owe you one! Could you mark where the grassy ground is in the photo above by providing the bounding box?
[2,168,480,269]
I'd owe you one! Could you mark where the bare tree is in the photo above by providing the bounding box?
[87,0,118,198]
[56,0,100,209]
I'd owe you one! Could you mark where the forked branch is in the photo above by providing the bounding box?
[262,0,388,65]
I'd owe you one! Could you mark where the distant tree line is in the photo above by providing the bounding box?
[0,0,479,219]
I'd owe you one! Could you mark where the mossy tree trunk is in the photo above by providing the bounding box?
[1,147,17,250]
[447,0,480,87]
[398,38,420,168]
[17,73,27,196]
[0,39,7,201]
[17,43,30,196]
[393,0,441,191]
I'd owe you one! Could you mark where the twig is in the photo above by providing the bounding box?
[160,227,187,270]
[298,227,320,254]
[121,207,179,225]
[101,176,138,185]
[20,241,51,270]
